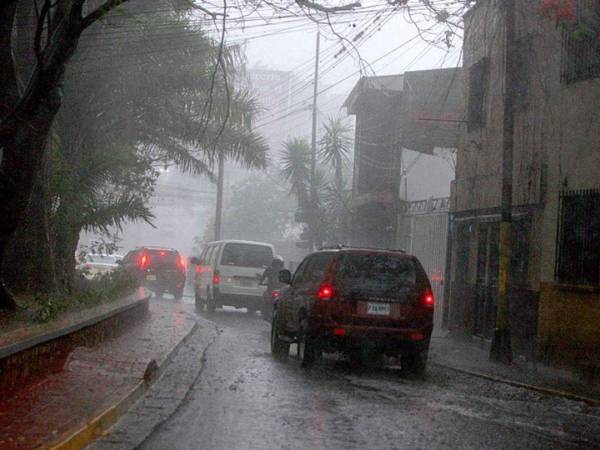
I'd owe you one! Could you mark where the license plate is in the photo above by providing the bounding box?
[367,303,390,316]
[146,274,157,281]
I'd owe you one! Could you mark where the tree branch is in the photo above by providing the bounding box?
[295,0,361,13]
[184,0,225,18]
[79,0,131,30]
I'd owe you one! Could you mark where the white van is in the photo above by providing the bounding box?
[191,240,275,313]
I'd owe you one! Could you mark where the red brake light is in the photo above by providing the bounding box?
[213,271,221,285]
[160,251,166,256]
[422,289,434,307]
[139,253,150,270]
[271,290,281,299]
[195,265,203,273]
[178,256,186,271]
[317,284,333,300]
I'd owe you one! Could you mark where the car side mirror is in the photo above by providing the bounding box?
[278,269,292,285]
[190,257,201,265]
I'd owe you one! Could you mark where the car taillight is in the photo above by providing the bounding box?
[178,256,186,272]
[422,289,434,308]
[195,265,203,273]
[213,271,221,285]
[271,290,281,299]
[317,283,333,301]
[139,253,150,270]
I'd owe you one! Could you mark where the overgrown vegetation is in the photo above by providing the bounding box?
[2,1,268,307]
[280,117,353,248]
[32,269,139,323]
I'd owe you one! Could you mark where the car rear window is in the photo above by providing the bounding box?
[220,244,273,268]
[335,253,416,299]
[147,249,179,266]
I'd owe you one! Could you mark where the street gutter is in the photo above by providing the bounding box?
[432,362,600,407]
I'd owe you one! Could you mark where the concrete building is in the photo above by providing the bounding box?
[344,69,464,248]
[447,0,600,373]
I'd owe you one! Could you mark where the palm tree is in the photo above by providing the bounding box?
[318,116,352,193]
[280,138,311,209]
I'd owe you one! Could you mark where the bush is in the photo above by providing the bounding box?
[33,268,139,323]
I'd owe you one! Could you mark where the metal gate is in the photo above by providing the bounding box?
[397,198,449,328]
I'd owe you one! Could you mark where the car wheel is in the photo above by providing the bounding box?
[174,287,184,300]
[298,320,320,368]
[207,290,216,313]
[194,291,202,311]
[271,312,290,357]
[403,349,427,376]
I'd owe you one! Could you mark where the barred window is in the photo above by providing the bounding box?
[561,0,600,84]
[555,189,600,285]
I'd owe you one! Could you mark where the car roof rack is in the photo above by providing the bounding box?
[318,244,405,253]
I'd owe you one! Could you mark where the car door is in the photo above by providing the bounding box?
[286,253,334,332]
[279,257,310,333]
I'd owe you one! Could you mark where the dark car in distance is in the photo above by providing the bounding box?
[122,247,186,299]
[270,247,434,374]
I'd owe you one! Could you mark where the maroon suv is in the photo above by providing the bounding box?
[122,247,186,299]
[270,247,434,373]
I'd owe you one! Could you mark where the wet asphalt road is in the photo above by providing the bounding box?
[137,301,600,450]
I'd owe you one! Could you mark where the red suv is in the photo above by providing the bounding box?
[122,247,186,299]
[270,247,434,373]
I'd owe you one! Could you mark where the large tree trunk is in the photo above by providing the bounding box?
[3,149,58,293]
[0,4,84,309]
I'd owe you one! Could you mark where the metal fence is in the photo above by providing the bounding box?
[397,198,449,328]
[555,189,600,285]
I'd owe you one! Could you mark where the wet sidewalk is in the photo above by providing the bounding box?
[429,333,600,404]
[0,299,198,450]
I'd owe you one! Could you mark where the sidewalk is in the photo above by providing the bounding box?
[429,333,600,404]
[0,299,199,450]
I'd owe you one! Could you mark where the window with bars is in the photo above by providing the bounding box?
[561,0,600,84]
[555,189,600,285]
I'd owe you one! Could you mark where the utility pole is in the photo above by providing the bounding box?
[309,29,321,250]
[214,152,225,241]
[490,0,515,363]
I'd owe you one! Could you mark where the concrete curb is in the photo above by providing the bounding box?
[432,362,600,407]
[47,314,200,450]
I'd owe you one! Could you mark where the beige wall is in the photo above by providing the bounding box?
[455,0,600,286]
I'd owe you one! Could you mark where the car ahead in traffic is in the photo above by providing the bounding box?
[122,247,186,299]
[270,246,435,374]
[190,240,274,314]
[77,253,122,278]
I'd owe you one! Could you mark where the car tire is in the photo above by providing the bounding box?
[194,291,203,311]
[403,349,427,376]
[174,287,184,300]
[207,290,216,313]
[271,312,290,357]
[298,320,320,368]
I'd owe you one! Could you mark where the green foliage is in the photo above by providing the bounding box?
[280,118,353,247]
[280,137,312,208]
[33,269,139,323]
[48,3,268,289]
